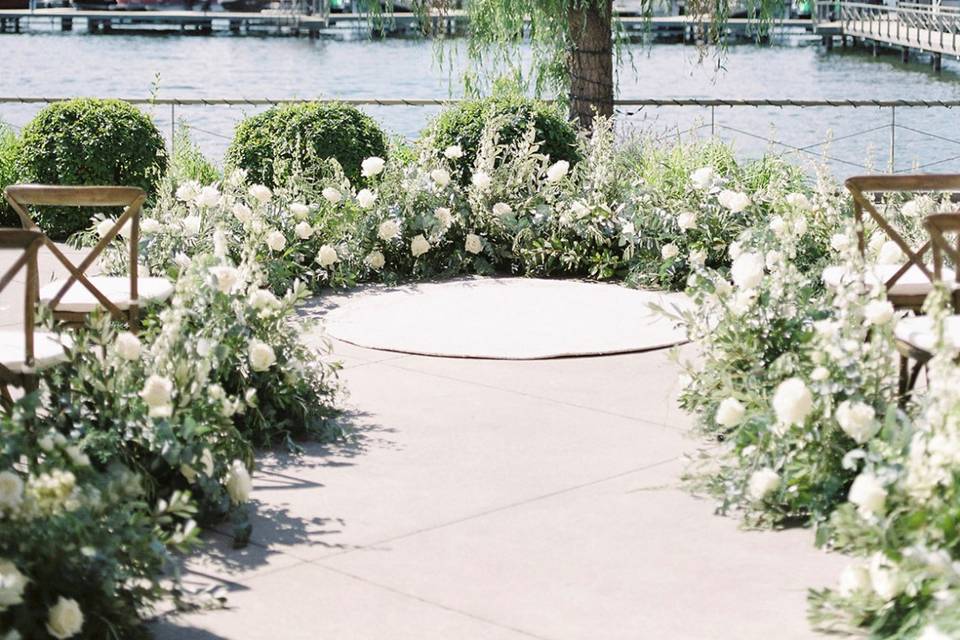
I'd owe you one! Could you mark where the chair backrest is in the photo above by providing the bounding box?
[924,213,960,309]
[2,185,146,321]
[0,229,46,373]
[845,174,960,293]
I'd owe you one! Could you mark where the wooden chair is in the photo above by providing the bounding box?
[835,175,960,311]
[3,185,174,331]
[893,211,960,400]
[0,229,69,408]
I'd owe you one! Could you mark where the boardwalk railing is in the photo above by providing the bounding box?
[815,0,960,56]
[5,96,960,174]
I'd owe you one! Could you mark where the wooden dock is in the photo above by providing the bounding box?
[0,6,815,37]
[814,1,960,70]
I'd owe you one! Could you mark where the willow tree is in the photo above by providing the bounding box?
[363,0,783,130]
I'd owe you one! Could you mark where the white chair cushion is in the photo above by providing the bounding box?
[822,264,955,297]
[894,315,960,353]
[0,330,69,373]
[39,276,174,313]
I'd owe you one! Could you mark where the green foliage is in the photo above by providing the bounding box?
[0,396,197,639]
[167,122,221,187]
[225,102,388,189]
[14,98,168,239]
[0,123,20,227]
[423,93,580,185]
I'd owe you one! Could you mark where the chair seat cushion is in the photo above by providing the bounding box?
[40,276,174,313]
[0,330,69,373]
[894,315,960,353]
[823,264,955,298]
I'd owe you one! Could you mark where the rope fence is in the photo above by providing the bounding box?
[4,96,960,175]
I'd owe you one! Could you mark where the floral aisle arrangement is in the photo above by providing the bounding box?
[809,290,960,639]
[0,398,197,639]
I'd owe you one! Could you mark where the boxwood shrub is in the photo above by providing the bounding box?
[225,102,388,189]
[0,123,19,227]
[15,98,167,239]
[424,95,580,185]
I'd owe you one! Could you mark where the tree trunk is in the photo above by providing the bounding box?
[567,0,614,130]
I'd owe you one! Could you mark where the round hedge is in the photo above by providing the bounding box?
[15,98,168,239]
[225,102,388,189]
[424,96,580,185]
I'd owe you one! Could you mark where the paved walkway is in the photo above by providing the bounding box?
[152,333,849,640]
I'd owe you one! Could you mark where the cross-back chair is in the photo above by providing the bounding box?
[3,185,174,332]
[838,174,960,311]
[893,211,960,400]
[0,229,68,409]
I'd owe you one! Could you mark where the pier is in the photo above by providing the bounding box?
[814,1,960,71]
[0,6,814,38]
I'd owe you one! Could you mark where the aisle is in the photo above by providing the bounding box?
[153,337,847,640]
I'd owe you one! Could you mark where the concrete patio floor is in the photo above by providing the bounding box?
[152,335,849,640]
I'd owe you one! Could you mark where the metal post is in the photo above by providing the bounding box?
[889,105,896,173]
[170,103,176,157]
[710,105,715,137]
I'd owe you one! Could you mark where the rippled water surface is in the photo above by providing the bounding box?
[4,30,960,174]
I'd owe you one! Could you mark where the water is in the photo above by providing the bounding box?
[4,29,960,176]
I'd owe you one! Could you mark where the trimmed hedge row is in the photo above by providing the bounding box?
[3,96,578,237]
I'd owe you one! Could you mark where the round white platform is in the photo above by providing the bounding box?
[314,277,690,360]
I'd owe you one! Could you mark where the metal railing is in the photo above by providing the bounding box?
[4,96,960,175]
[815,0,960,54]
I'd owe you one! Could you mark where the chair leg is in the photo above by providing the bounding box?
[898,354,910,407]
[0,384,13,413]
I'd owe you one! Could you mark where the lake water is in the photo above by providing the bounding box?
[4,29,960,176]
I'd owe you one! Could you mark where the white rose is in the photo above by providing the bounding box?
[902,199,921,218]
[571,201,590,218]
[378,219,400,241]
[364,250,386,270]
[869,553,901,601]
[248,340,276,372]
[0,559,28,610]
[0,471,24,511]
[661,243,679,260]
[140,218,162,235]
[289,203,310,219]
[181,215,201,237]
[96,218,115,239]
[747,468,781,501]
[225,459,252,504]
[114,331,141,361]
[194,185,220,208]
[249,288,278,310]
[545,160,570,183]
[200,448,215,476]
[715,397,745,427]
[769,216,787,236]
[731,252,765,290]
[434,207,454,229]
[811,366,830,382]
[356,189,378,209]
[690,166,715,190]
[786,192,811,210]
[322,187,343,204]
[266,230,286,252]
[410,234,430,258]
[830,233,852,252]
[877,240,904,265]
[718,189,752,213]
[175,181,200,203]
[492,202,513,217]
[249,184,273,203]
[836,400,880,444]
[465,233,483,255]
[677,211,697,231]
[317,245,339,268]
[210,266,240,294]
[849,472,887,517]
[471,171,491,191]
[46,596,84,639]
[864,300,895,326]
[295,221,314,239]
[232,203,253,224]
[140,375,173,418]
[773,378,813,427]
[838,563,871,597]
[918,626,952,640]
[430,168,451,188]
[174,252,191,270]
[443,144,463,159]
[361,156,386,178]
